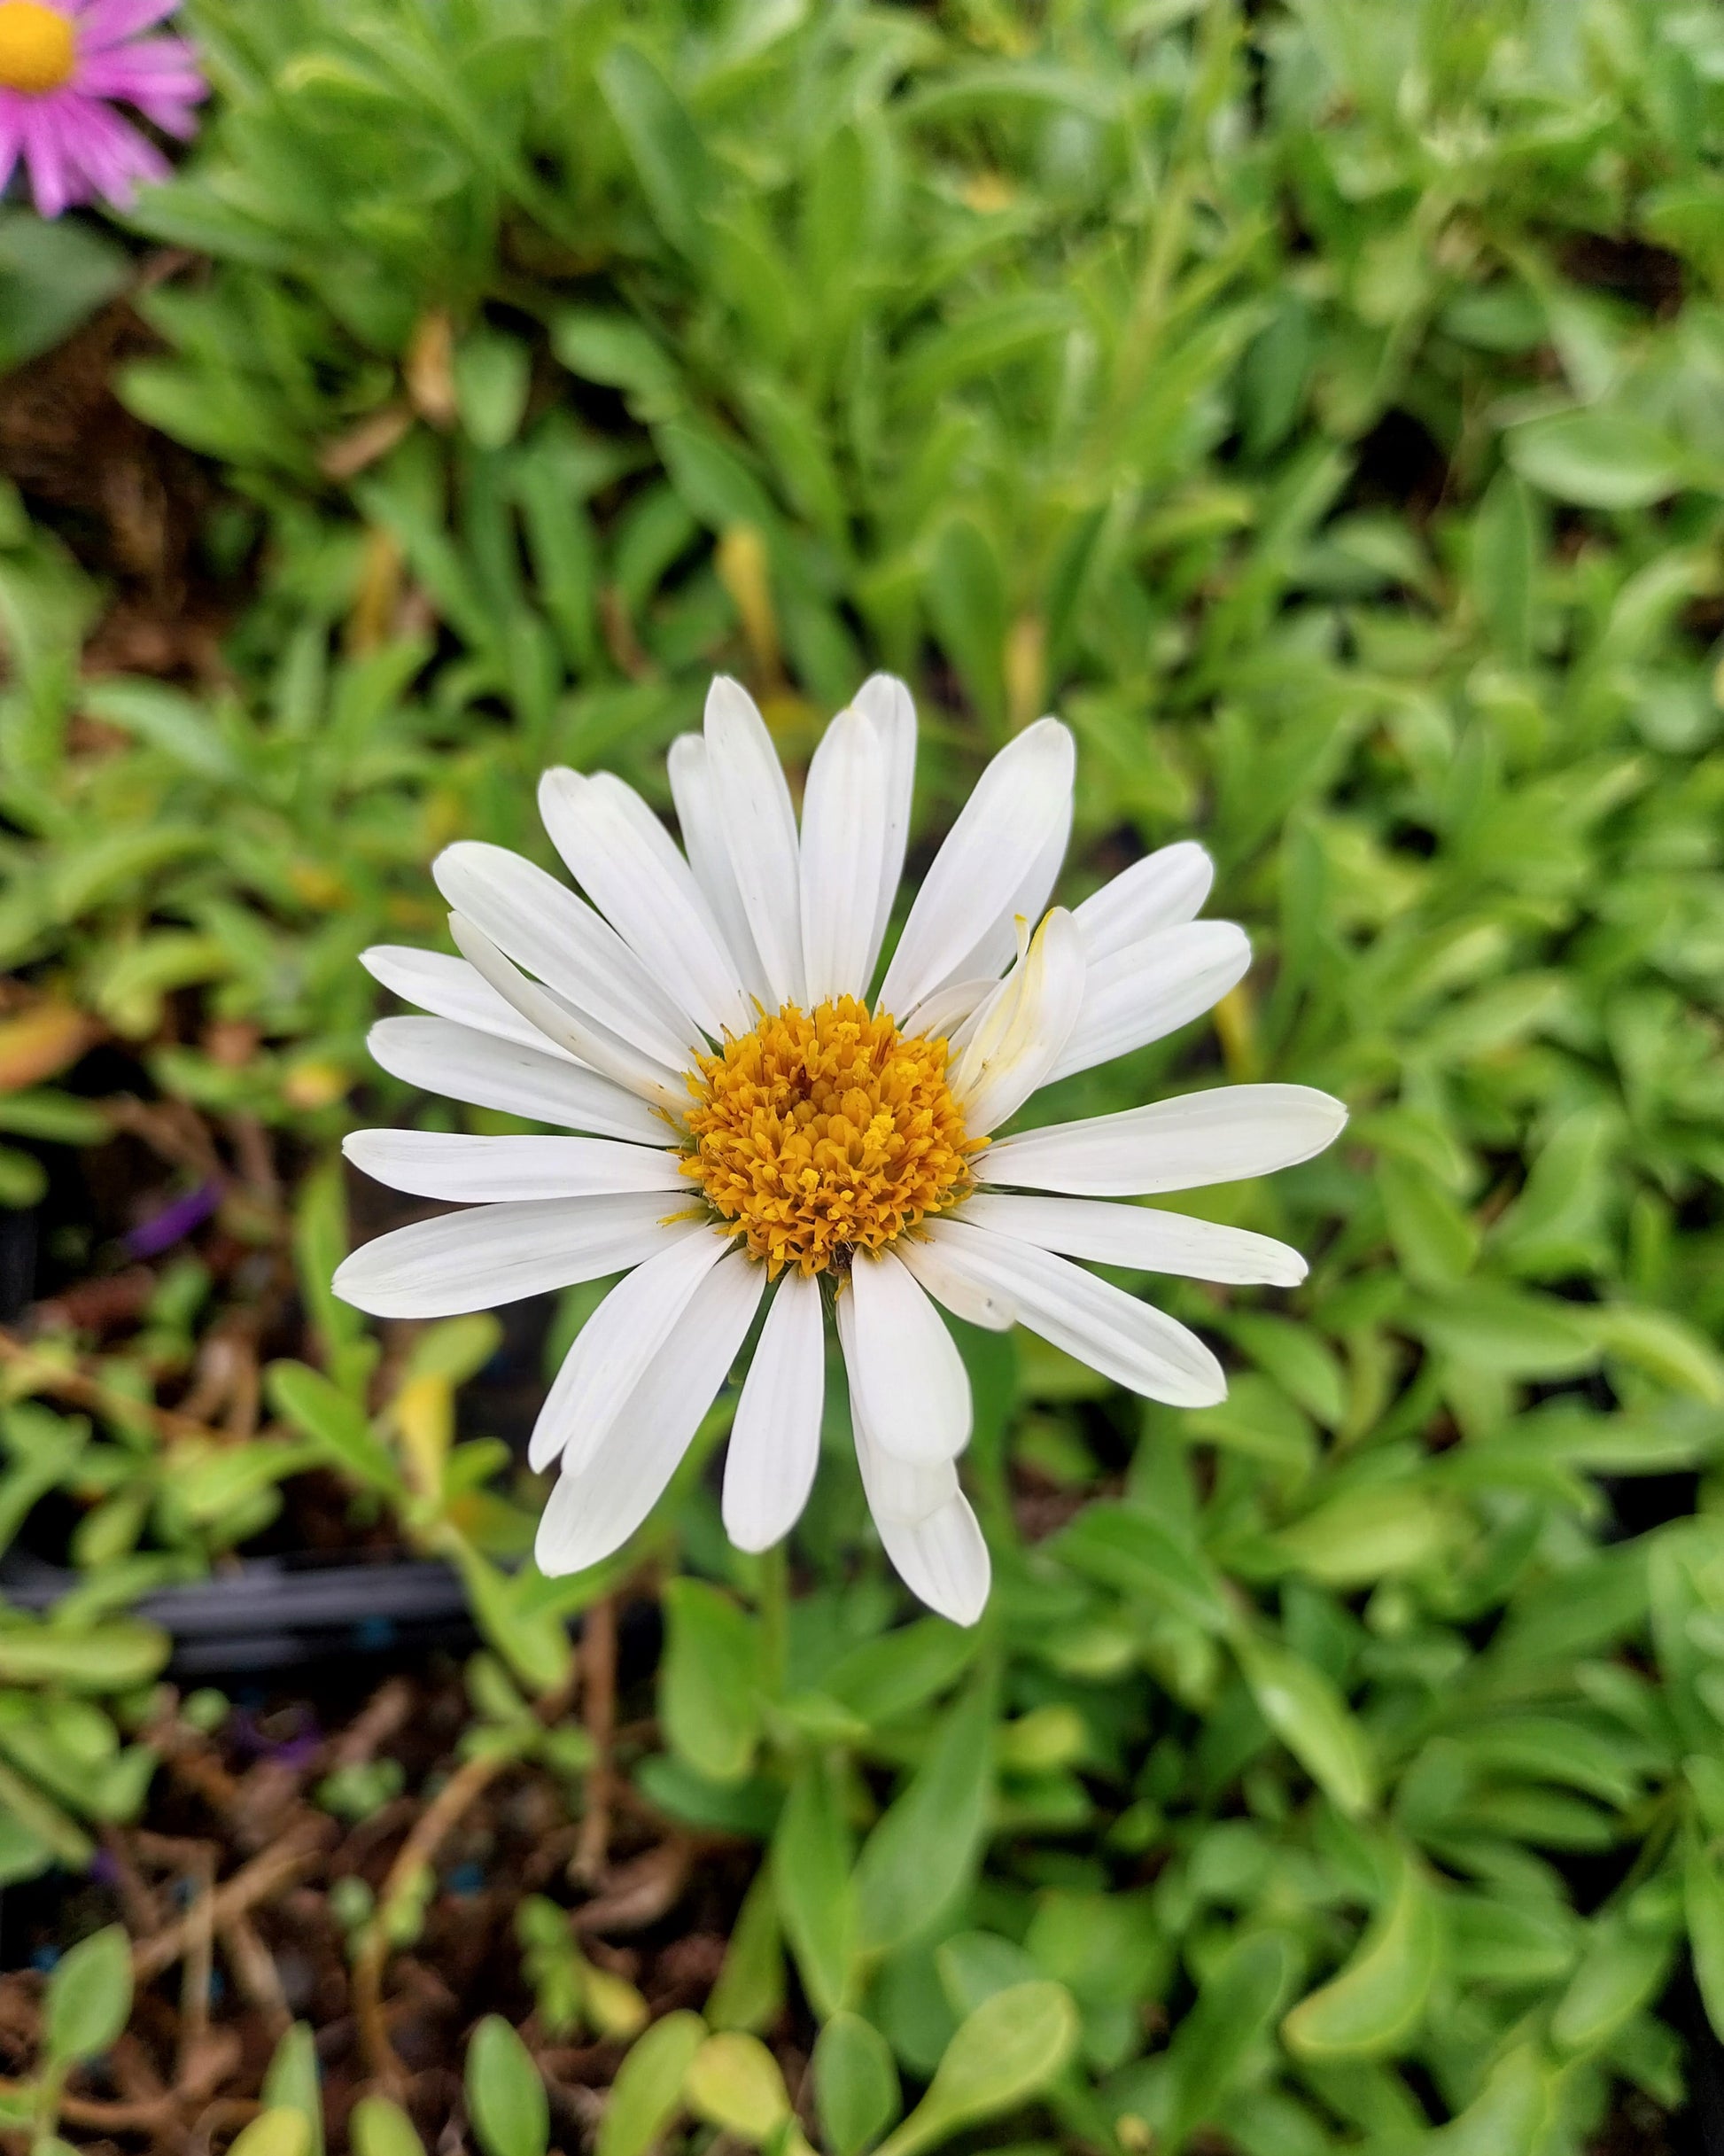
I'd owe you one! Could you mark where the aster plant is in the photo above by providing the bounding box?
[0,0,204,219]
[335,677,1346,1622]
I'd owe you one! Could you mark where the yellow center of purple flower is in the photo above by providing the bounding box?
[0,1,74,94]
[680,998,978,1276]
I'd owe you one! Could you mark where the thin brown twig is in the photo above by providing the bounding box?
[176,1845,216,2082]
[218,1915,291,2044]
[351,1747,519,2095]
[572,1594,617,1887]
[133,1824,326,1981]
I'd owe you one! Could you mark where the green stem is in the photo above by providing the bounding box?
[756,1540,789,1703]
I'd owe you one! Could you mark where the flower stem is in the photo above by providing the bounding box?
[755,1541,789,1701]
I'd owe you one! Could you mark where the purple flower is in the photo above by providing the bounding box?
[0,0,206,220]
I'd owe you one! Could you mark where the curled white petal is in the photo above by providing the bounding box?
[980,1084,1348,1196]
[949,908,1085,1135]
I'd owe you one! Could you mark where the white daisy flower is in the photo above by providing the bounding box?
[334,675,1346,1625]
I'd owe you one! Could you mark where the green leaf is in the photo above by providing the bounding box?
[874,1981,1079,2156]
[773,1755,855,2018]
[1685,1827,1724,2043]
[706,1862,784,2035]
[660,1579,761,1784]
[465,2015,548,2156]
[1282,1851,1441,2059]
[598,44,712,258]
[854,1678,994,1954]
[1375,1156,1479,1288]
[813,2012,901,2156]
[0,1621,168,1691]
[455,331,532,451]
[1052,1502,1231,1631]
[1507,410,1687,509]
[43,1924,132,2065]
[1233,1633,1376,1815]
[684,2032,790,2143]
[349,2096,427,2156]
[0,208,130,373]
[260,2022,323,2156]
[228,2114,313,2156]
[1549,1915,1672,2055]
[1164,1933,1294,2147]
[596,2011,705,2156]
[1272,1484,1456,1588]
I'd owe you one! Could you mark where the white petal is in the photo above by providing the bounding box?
[945,809,1073,989]
[668,733,773,1008]
[539,767,752,1039]
[980,1084,1348,1196]
[949,908,1085,1135]
[895,1234,1016,1330]
[835,1292,959,1522]
[1046,922,1251,1084]
[800,704,890,1004]
[433,839,699,1066]
[958,1192,1308,1287]
[448,912,688,1116]
[331,1193,684,1319]
[360,946,581,1062]
[869,1485,990,1626]
[723,1269,825,1553]
[842,1245,972,1465]
[852,673,917,970]
[897,977,995,1045]
[849,1394,989,1625]
[342,1130,684,1204]
[531,1228,741,1473]
[878,719,1074,1020]
[368,1016,669,1145]
[1073,843,1214,961]
[917,1217,1227,1406]
[703,676,804,1008]
[534,1254,765,1578]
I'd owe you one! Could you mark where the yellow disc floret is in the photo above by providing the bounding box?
[0,2,76,94]
[682,998,978,1275]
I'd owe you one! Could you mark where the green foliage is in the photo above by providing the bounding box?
[0,0,1720,2145]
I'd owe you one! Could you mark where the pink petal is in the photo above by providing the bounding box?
[74,94,169,201]
[74,0,184,50]
[19,99,79,218]
[0,108,20,198]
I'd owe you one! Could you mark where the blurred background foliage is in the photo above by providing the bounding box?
[1,0,1723,2149]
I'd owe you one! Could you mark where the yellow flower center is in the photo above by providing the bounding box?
[0,2,75,94]
[681,997,978,1275]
